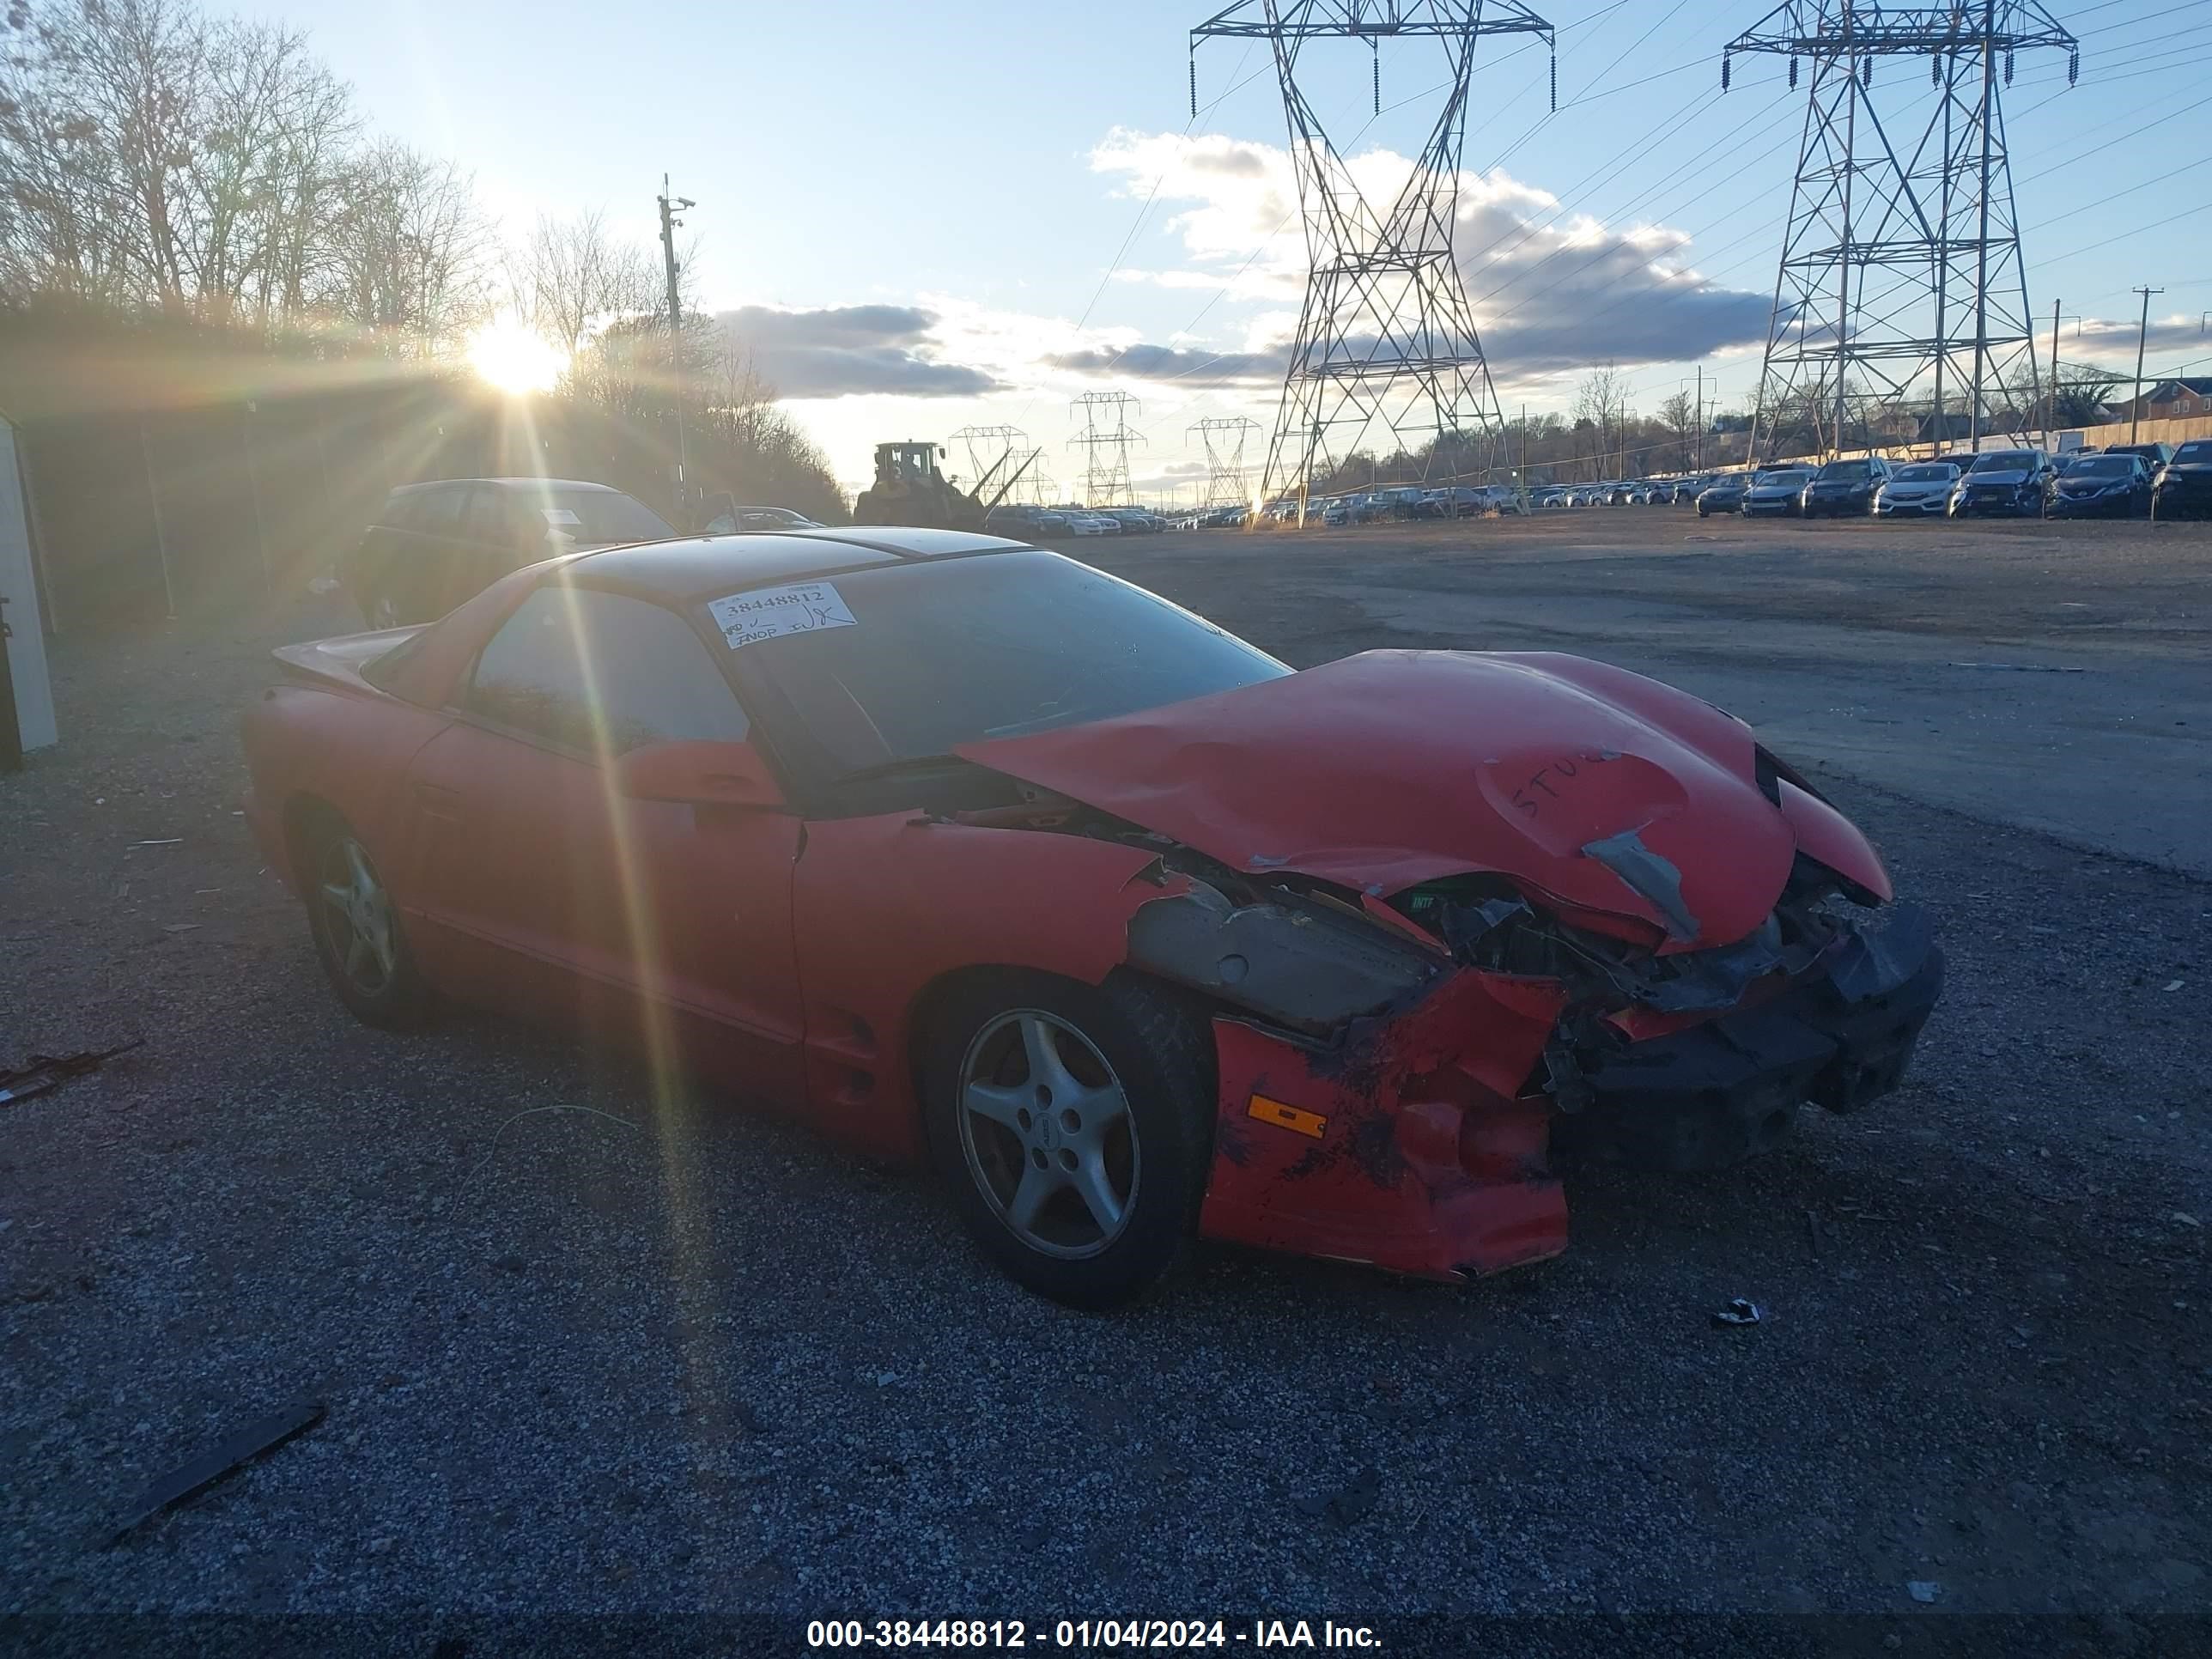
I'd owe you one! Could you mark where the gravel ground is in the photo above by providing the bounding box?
[3,514,2209,1651]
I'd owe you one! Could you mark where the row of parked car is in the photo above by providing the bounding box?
[1681,441,2212,521]
[981,503,1171,538]
[1231,440,2212,530]
[1530,481,1688,507]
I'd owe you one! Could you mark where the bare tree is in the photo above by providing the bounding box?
[1572,363,1623,480]
[1658,388,1696,469]
[0,0,359,325]
[194,17,356,325]
[509,208,658,361]
[38,0,209,307]
[0,22,130,302]
[319,141,492,348]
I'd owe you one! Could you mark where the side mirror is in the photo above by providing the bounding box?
[614,738,785,810]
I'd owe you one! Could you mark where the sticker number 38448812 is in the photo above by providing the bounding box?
[708,581,859,649]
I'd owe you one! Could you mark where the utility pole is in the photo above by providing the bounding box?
[2046,298,2060,441]
[657,176,695,523]
[2131,284,2163,444]
[1680,370,1705,471]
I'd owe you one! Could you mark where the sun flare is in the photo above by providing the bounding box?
[468,318,566,395]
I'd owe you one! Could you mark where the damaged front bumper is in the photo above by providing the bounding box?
[1197,970,1571,1280]
[1184,896,1942,1281]
[1557,904,1942,1170]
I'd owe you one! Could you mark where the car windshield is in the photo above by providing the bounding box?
[1893,465,1954,482]
[529,487,676,544]
[2069,458,2133,477]
[1969,452,2036,473]
[1761,471,1812,486]
[2175,441,2212,464]
[1819,461,1872,480]
[725,550,1291,775]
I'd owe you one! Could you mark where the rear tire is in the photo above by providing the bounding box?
[921,972,1214,1310]
[300,811,433,1030]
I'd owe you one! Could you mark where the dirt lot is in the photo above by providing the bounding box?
[3,507,2209,1644]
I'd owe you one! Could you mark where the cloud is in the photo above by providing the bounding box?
[1042,341,1284,385]
[2069,314,2209,368]
[1086,130,1773,387]
[716,304,1004,399]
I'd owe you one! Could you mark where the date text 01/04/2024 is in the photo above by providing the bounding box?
[804,1620,1382,1650]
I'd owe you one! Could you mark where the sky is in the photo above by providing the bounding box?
[273,0,2212,497]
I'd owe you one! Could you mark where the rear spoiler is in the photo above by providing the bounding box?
[271,627,422,696]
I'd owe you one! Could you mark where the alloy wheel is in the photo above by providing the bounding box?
[319,836,398,996]
[957,1010,1140,1260]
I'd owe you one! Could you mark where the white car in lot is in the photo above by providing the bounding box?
[1874,461,1962,517]
[1056,508,1120,536]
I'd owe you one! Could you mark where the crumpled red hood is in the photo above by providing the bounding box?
[957,649,1821,951]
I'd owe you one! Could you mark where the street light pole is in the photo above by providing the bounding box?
[2130,284,2163,445]
[658,176,696,523]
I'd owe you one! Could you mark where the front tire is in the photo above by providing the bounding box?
[301,811,432,1030]
[921,972,1214,1310]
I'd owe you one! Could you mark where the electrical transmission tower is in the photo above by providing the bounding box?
[1727,0,2077,462]
[950,425,1029,493]
[1191,2,1553,522]
[1069,392,1145,506]
[1015,450,1057,506]
[1189,416,1264,507]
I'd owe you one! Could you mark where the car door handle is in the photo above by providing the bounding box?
[413,781,463,811]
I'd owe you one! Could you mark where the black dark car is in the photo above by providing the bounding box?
[2102,441,2174,477]
[1694,475,1750,515]
[2047,453,2152,519]
[2153,439,2212,518]
[1948,450,2054,518]
[1801,455,1892,517]
[340,478,676,627]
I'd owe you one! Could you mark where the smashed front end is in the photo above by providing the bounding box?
[1127,849,1942,1281]
[957,648,1947,1282]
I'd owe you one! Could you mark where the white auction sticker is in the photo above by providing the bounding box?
[708,581,859,649]
[539,507,581,526]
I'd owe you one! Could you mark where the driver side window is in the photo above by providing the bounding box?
[465,587,749,758]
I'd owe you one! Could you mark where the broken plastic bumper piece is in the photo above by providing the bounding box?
[1562,903,1943,1170]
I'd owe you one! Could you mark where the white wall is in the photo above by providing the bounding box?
[0,418,58,751]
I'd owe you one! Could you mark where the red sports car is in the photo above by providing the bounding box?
[242,527,1942,1307]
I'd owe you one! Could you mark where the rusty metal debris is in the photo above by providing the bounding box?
[1712,1297,1765,1328]
[0,1039,143,1106]
[109,1398,325,1544]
